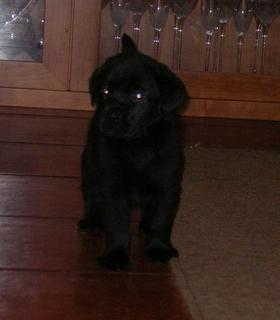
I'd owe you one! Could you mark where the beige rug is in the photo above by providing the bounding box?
[172,147,280,320]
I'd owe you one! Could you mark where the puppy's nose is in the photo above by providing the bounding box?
[110,108,123,121]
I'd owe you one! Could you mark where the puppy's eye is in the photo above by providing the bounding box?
[102,87,109,97]
[133,90,145,101]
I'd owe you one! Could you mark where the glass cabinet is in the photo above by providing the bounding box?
[0,0,279,121]
[98,0,280,121]
[0,0,72,91]
[99,1,280,75]
[0,0,101,109]
[0,0,45,62]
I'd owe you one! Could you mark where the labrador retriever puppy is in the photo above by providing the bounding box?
[78,34,187,270]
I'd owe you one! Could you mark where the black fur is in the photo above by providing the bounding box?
[78,34,188,270]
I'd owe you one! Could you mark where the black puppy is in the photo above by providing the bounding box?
[78,34,187,270]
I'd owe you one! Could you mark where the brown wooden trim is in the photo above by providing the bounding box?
[182,98,280,121]
[179,72,280,103]
[1,86,280,121]
[0,88,91,110]
[0,105,91,118]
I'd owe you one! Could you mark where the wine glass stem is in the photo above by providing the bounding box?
[252,20,262,73]
[113,25,122,53]
[218,23,226,72]
[260,27,269,74]
[153,28,161,60]
[172,17,185,70]
[212,26,219,72]
[205,32,213,72]
[236,35,244,73]
[132,14,142,47]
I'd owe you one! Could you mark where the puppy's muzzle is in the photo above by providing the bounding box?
[109,108,124,122]
[100,107,128,137]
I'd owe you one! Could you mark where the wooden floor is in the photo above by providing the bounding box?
[1,105,279,319]
[0,107,192,320]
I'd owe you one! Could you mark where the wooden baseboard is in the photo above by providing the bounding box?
[181,117,280,149]
[1,106,279,149]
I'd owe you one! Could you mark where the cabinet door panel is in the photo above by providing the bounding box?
[70,0,102,92]
[0,0,72,90]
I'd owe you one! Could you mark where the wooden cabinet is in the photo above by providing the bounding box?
[0,0,279,121]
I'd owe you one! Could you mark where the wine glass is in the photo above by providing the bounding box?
[110,0,130,53]
[170,0,198,70]
[215,0,240,72]
[254,0,280,74]
[130,0,148,46]
[102,0,110,8]
[252,17,262,73]
[201,0,220,72]
[148,0,169,60]
[233,0,253,73]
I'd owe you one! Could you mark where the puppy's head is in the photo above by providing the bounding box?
[89,34,187,139]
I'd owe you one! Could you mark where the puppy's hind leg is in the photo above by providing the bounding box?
[97,194,132,270]
[141,188,180,263]
[78,147,103,231]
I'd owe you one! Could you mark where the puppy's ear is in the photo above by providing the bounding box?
[156,65,188,115]
[121,34,138,54]
[89,67,102,106]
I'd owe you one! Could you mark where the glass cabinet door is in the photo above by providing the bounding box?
[99,1,280,76]
[0,0,45,62]
[0,0,72,90]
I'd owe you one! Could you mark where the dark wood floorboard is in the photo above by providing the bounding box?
[0,217,172,274]
[0,142,82,177]
[0,108,192,320]
[0,176,82,218]
[0,271,189,320]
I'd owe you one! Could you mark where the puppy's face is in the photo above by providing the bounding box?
[90,35,187,139]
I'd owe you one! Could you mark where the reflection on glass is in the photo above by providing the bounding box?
[110,0,130,54]
[252,17,262,73]
[233,0,253,73]
[148,0,169,60]
[215,0,238,72]
[130,0,148,47]
[201,0,220,72]
[254,0,280,74]
[0,0,45,62]
[170,0,198,70]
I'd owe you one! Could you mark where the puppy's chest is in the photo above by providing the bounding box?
[123,145,158,171]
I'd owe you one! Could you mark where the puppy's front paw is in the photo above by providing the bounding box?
[146,240,178,263]
[97,247,130,271]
